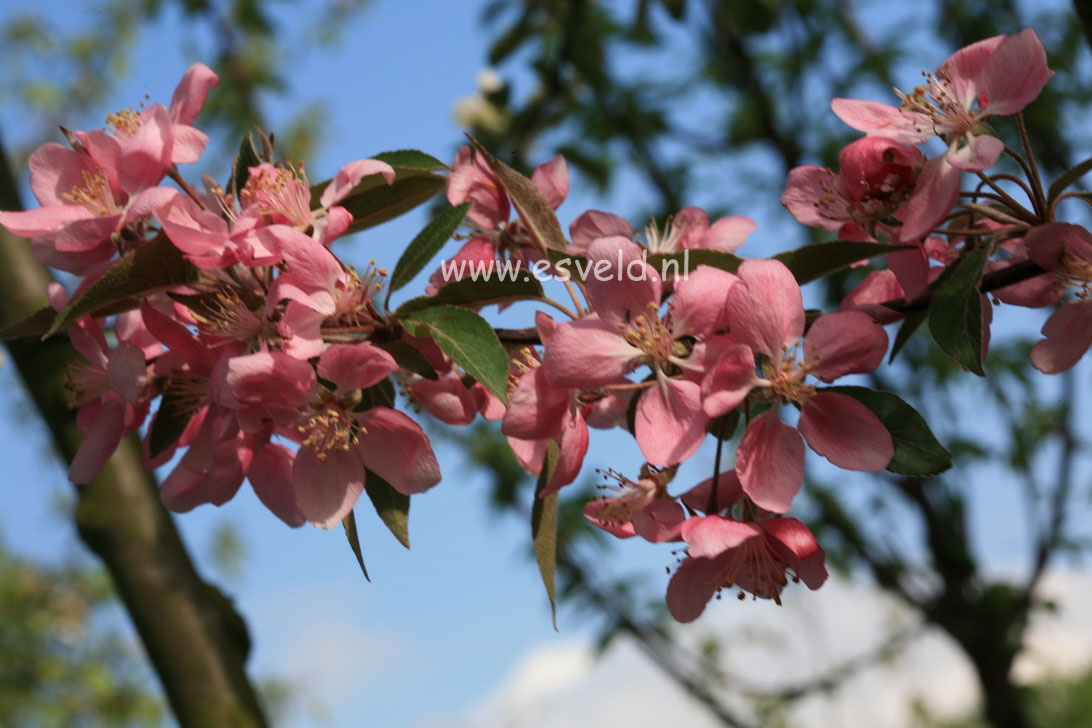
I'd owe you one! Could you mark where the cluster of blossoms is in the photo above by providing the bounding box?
[1,28,1087,623]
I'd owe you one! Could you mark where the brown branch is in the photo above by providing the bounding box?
[0,139,268,727]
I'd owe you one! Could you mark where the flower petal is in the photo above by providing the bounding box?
[728,259,804,358]
[799,391,893,471]
[635,378,707,466]
[356,408,441,495]
[736,410,804,513]
[293,446,364,529]
[803,311,888,381]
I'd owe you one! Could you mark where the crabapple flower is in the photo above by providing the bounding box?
[543,237,738,466]
[666,513,828,621]
[639,206,755,255]
[1025,223,1092,373]
[583,467,684,542]
[701,260,893,512]
[432,148,568,291]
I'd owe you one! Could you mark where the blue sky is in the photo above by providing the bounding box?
[0,1,1090,727]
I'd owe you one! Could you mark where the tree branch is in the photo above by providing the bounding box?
[0,138,268,728]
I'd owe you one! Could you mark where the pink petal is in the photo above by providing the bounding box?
[169,124,209,165]
[0,205,92,239]
[293,446,364,529]
[947,133,1004,172]
[840,269,905,325]
[635,378,707,466]
[799,391,893,471]
[542,316,641,388]
[320,158,396,209]
[682,516,764,558]
[666,557,720,623]
[248,444,305,527]
[542,409,589,495]
[501,366,571,440]
[584,236,661,327]
[980,29,1054,116]
[447,146,509,229]
[317,344,398,392]
[701,342,758,417]
[118,106,172,194]
[356,408,441,495]
[585,390,632,429]
[530,154,569,210]
[169,62,219,125]
[680,471,744,513]
[735,410,804,513]
[412,376,478,426]
[583,499,638,539]
[630,500,686,543]
[887,245,930,299]
[691,216,756,253]
[830,99,933,144]
[68,395,126,484]
[315,206,353,247]
[105,344,148,404]
[781,167,845,231]
[728,259,804,358]
[761,518,828,589]
[1031,301,1092,374]
[672,265,737,337]
[803,311,888,381]
[900,157,960,241]
[569,209,633,251]
[27,143,100,206]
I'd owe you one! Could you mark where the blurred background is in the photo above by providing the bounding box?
[1,1,1091,726]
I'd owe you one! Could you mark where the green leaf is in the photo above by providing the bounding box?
[928,246,989,376]
[386,202,471,297]
[1,306,57,340]
[342,511,370,581]
[889,309,927,363]
[371,149,447,171]
[395,275,545,316]
[227,132,262,200]
[1048,156,1092,205]
[825,386,952,477]
[532,440,561,629]
[47,234,199,337]
[339,174,446,234]
[545,249,587,282]
[773,241,910,284]
[147,389,196,458]
[365,470,410,549]
[648,248,744,276]
[469,138,568,251]
[376,341,438,380]
[401,306,510,404]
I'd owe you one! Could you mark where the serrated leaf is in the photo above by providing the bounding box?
[342,511,370,581]
[889,309,927,363]
[773,241,909,284]
[1048,156,1092,205]
[648,248,744,276]
[371,149,447,170]
[468,138,568,251]
[365,469,410,549]
[147,389,196,458]
[377,341,438,380]
[227,132,262,200]
[395,275,545,316]
[401,306,510,404]
[386,202,471,297]
[928,246,989,376]
[339,174,446,234]
[532,440,561,629]
[47,234,198,337]
[826,386,952,476]
[1,306,57,340]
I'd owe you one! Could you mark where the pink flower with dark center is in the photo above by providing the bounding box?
[543,237,738,466]
[701,260,893,512]
[1025,223,1092,373]
[832,30,1052,240]
[666,514,828,621]
[583,467,685,543]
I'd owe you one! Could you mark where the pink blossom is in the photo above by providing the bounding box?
[640,206,755,255]
[666,515,828,621]
[543,237,738,465]
[583,468,684,542]
[701,260,892,512]
[832,30,1052,173]
[1025,223,1092,373]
